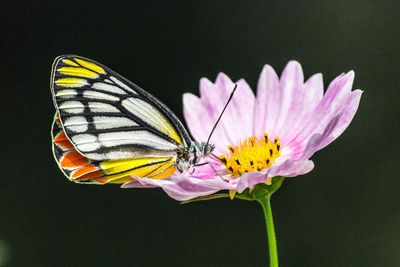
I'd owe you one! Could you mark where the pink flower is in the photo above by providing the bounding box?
[123,61,362,201]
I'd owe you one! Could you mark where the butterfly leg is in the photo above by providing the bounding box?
[147,163,176,178]
[194,162,229,182]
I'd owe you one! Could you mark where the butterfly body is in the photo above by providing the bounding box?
[175,142,214,173]
[50,55,213,184]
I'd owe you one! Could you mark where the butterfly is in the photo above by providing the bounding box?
[50,55,221,184]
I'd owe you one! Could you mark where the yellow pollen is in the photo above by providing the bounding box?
[219,133,281,176]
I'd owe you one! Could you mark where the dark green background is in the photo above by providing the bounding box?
[0,1,399,266]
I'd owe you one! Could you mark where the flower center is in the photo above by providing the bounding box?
[218,133,281,176]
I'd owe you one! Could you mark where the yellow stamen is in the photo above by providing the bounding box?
[229,190,236,199]
[219,132,281,176]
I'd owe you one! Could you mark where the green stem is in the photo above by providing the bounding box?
[257,195,278,267]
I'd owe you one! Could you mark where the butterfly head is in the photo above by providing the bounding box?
[175,142,214,173]
[195,141,215,156]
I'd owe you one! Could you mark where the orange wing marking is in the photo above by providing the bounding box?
[54,131,75,149]
[60,151,90,168]
[93,177,109,184]
[74,170,104,181]
[56,116,62,126]
[71,164,97,178]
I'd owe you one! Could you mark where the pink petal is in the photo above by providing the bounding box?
[289,71,355,146]
[183,93,215,143]
[267,159,315,178]
[187,73,255,154]
[199,74,236,147]
[317,89,363,150]
[253,64,280,138]
[212,73,255,145]
[136,176,236,201]
[236,172,267,193]
[232,78,256,140]
[198,78,231,146]
[299,113,343,160]
[272,61,305,143]
[121,180,158,188]
[303,73,324,108]
[236,159,315,193]
[281,73,324,143]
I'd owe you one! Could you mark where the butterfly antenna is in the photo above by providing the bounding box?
[206,84,238,145]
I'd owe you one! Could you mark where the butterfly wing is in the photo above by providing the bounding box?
[52,114,177,184]
[50,55,191,183]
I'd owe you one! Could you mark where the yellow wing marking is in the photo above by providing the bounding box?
[55,78,89,87]
[56,89,77,97]
[148,163,176,179]
[107,176,136,184]
[158,115,183,145]
[58,67,98,78]
[101,157,177,182]
[75,58,105,74]
[125,98,183,145]
[62,59,79,66]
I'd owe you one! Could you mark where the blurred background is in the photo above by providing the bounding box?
[0,1,399,266]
